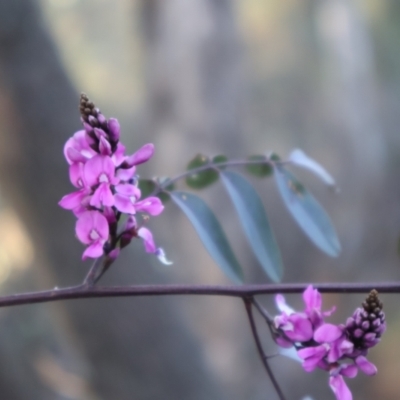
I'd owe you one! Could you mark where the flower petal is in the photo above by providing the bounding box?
[135,197,164,216]
[125,143,154,167]
[298,344,328,372]
[303,285,321,312]
[82,241,104,260]
[90,182,115,207]
[84,155,116,187]
[314,323,343,343]
[285,314,313,342]
[114,194,136,214]
[137,227,156,253]
[112,142,126,166]
[355,356,377,376]
[69,163,86,188]
[76,211,109,244]
[275,294,295,314]
[66,147,87,164]
[329,375,352,400]
[155,248,173,265]
[116,166,137,181]
[115,184,141,198]
[64,130,95,164]
[59,189,89,210]
[275,336,293,348]
[340,364,358,378]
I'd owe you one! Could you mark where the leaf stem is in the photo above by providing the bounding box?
[151,157,281,195]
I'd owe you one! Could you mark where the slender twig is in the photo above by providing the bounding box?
[83,257,105,286]
[150,157,282,196]
[252,298,273,323]
[0,281,398,308]
[252,298,282,344]
[243,297,286,400]
[161,158,275,186]
[93,256,116,284]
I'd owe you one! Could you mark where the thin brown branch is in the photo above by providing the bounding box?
[252,298,273,323]
[0,281,398,308]
[243,297,286,400]
[83,257,105,286]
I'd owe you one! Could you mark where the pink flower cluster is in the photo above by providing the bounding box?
[59,94,170,263]
[274,286,385,400]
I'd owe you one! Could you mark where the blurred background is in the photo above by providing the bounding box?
[0,0,399,399]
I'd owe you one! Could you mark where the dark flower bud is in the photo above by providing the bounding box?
[346,290,386,351]
[80,93,102,128]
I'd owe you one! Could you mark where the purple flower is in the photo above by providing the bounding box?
[274,311,314,343]
[112,143,127,167]
[119,217,172,265]
[273,287,385,400]
[68,163,86,189]
[75,211,109,260]
[298,324,353,371]
[59,94,170,264]
[274,285,334,344]
[58,187,91,215]
[137,227,172,265]
[124,143,154,168]
[329,372,353,400]
[64,130,96,165]
[114,184,142,214]
[138,226,159,252]
[135,197,164,216]
[303,285,335,328]
[84,155,119,208]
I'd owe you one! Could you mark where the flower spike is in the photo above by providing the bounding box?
[273,287,385,400]
[59,94,169,264]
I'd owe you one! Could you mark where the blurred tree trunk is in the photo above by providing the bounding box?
[139,0,247,269]
[0,0,226,399]
[140,0,245,174]
[139,1,256,399]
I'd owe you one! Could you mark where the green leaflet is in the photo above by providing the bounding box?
[185,154,219,189]
[245,155,273,178]
[221,171,283,282]
[171,191,244,283]
[274,166,341,257]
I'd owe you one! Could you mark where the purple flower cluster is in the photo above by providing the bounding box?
[59,94,170,263]
[274,286,385,400]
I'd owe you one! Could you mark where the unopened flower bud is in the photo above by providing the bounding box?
[108,118,120,142]
[346,290,386,351]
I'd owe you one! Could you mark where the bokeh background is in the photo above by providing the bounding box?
[0,0,399,399]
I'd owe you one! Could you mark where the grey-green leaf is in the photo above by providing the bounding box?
[171,191,244,283]
[274,166,341,257]
[220,171,283,282]
[288,149,335,186]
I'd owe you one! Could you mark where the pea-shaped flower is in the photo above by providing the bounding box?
[84,155,119,208]
[76,211,109,259]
